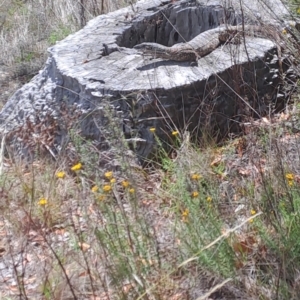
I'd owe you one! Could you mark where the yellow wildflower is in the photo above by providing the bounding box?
[191,173,202,180]
[110,178,116,184]
[129,188,135,194]
[91,185,99,192]
[286,173,295,187]
[286,173,294,180]
[207,196,212,202]
[38,198,48,206]
[98,195,106,201]
[103,185,112,192]
[248,209,257,223]
[282,29,287,34]
[149,127,156,132]
[122,180,130,188]
[56,171,65,179]
[297,8,300,14]
[182,209,189,217]
[182,209,189,222]
[191,191,199,198]
[171,130,179,136]
[71,162,82,171]
[104,171,113,179]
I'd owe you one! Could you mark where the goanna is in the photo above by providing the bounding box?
[134,25,267,62]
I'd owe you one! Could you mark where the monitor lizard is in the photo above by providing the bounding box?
[133,24,280,63]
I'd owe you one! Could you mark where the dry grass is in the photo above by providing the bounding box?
[0,0,132,106]
[2,104,300,299]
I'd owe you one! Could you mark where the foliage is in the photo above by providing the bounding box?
[48,25,73,45]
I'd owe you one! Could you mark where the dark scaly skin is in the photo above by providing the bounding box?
[134,43,199,61]
[134,25,264,62]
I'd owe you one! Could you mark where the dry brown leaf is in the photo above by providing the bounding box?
[89,294,110,300]
[25,253,33,262]
[54,228,65,235]
[24,276,36,284]
[122,283,134,294]
[137,257,154,267]
[9,284,19,292]
[262,117,271,124]
[238,168,251,176]
[233,235,256,255]
[234,259,244,270]
[78,242,90,252]
[89,204,96,214]
[145,185,154,192]
[234,137,247,157]
[279,112,290,121]
[170,292,187,300]
[294,175,300,184]
[142,199,152,206]
[259,244,268,259]
[0,246,6,256]
[78,271,89,277]
[28,231,44,243]
[210,155,223,167]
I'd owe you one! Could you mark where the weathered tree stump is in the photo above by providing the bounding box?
[0,0,294,164]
